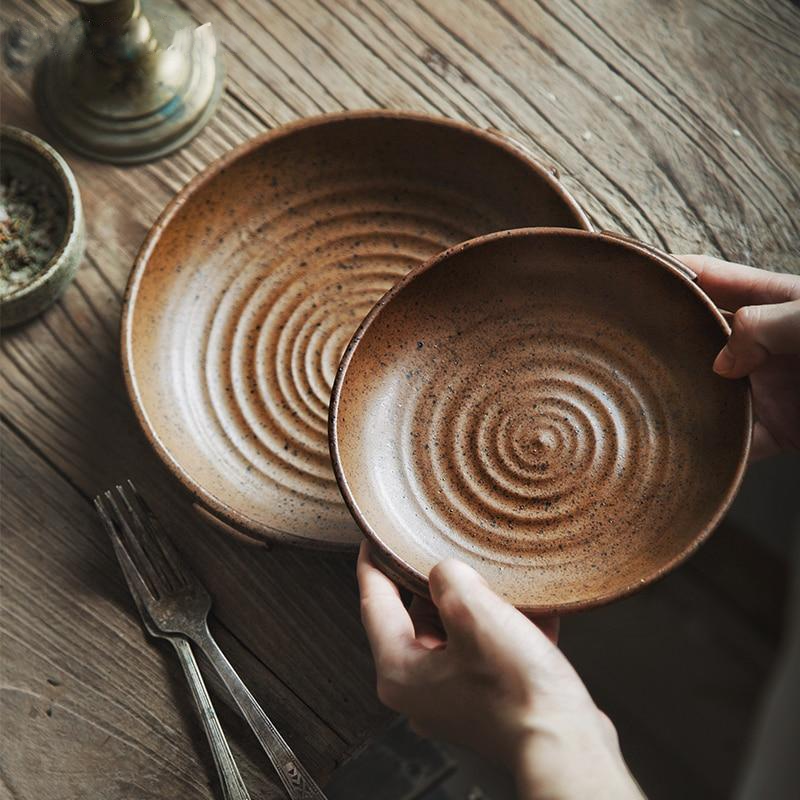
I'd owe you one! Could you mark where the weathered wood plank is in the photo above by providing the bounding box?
[1,0,797,797]
[0,422,344,798]
[5,0,796,267]
[1,32,391,766]
[0,295,389,746]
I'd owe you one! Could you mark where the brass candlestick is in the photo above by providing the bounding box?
[35,0,224,164]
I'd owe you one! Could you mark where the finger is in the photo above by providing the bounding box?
[428,559,552,656]
[357,542,415,665]
[678,255,800,309]
[427,559,491,645]
[714,300,800,377]
[750,420,781,462]
[409,596,446,649]
[531,615,560,645]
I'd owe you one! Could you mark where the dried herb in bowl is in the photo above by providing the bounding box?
[0,125,85,329]
[0,173,66,296]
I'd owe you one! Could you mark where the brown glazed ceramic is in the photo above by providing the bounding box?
[330,228,752,610]
[123,111,591,549]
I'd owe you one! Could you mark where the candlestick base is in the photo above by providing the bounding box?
[35,0,224,164]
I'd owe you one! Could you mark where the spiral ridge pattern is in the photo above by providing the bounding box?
[165,176,513,541]
[396,314,682,562]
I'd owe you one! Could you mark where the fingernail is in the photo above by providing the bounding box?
[713,347,735,376]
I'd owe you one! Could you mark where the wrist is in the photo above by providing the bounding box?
[512,706,643,800]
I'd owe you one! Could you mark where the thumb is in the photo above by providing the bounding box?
[714,299,800,378]
[428,559,556,652]
[428,559,496,645]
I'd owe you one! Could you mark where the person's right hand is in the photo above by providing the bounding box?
[679,255,800,460]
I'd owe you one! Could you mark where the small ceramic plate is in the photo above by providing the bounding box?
[123,111,590,549]
[330,229,752,609]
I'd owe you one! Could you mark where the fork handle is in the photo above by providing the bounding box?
[193,627,327,800]
[170,637,251,800]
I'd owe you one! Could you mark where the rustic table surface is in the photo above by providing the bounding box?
[1,1,797,799]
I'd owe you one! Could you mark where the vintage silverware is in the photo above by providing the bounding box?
[95,490,250,800]
[95,481,326,800]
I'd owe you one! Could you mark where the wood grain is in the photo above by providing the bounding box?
[1,0,797,798]
[1,424,300,799]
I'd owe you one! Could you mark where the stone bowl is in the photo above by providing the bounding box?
[0,126,85,328]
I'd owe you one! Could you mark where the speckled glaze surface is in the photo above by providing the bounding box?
[0,126,85,328]
[330,228,752,610]
[122,111,591,549]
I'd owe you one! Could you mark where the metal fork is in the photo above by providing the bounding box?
[96,489,250,800]
[95,482,326,800]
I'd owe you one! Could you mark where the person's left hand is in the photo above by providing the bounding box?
[357,542,643,799]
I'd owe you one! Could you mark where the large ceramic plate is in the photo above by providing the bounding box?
[331,229,752,607]
[123,111,591,549]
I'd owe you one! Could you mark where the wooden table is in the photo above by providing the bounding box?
[1,1,797,798]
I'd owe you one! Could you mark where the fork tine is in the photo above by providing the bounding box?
[94,494,156,618]
[123,480,191,587]
[106,487,174,597]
